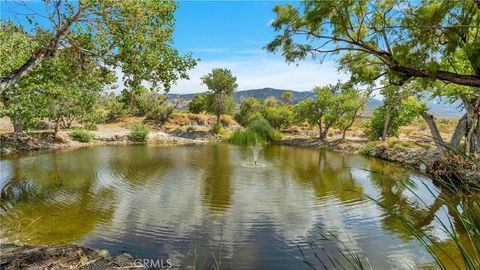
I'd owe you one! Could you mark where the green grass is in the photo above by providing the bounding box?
[225,129,262,144]
[226,118,281,145]
[128,123,150,142]
[357,141,378,155]
[70,129,93,143]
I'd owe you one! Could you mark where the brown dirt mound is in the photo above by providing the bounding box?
[0,244,143,270]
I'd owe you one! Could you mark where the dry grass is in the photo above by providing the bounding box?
[162,112,239,133]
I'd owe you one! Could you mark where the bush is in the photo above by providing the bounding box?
[235,98,263,126]
[188,94,208,114]
[247,119,281,142]
[33,120,51,130]
[83,122,98,131]
[98,95,127,123]
[225,129,262,144]
[70,129,94,143]
[262,105,294,129]
[145,102,174,125]
[210,123,223,135]
[358,141,378,155]
[128,123,150,142]
[226,119,281,145]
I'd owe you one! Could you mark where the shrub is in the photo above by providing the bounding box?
[145,102,174,125]
[70,129,93,143]
[188,94,208,114]
[100,95,127,123]
[128,123,150,142]
[186,125,197,132]
[235,98,263,126]
[225,129,262,144]
[83,122,98,131]
[226,119,281,145]
[33,120,51,130]
[210,123,223,135]
[262,105,294,129]
[247,119,281,142]
[358,141,378,155]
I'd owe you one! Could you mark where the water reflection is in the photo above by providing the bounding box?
[0,144,470,269]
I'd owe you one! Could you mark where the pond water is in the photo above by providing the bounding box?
[0,144,466,269]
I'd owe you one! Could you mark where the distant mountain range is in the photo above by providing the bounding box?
[168,87,464,118]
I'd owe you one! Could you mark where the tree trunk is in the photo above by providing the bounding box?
[382,108,391,141]
[216,112,220,125]
[321,126,330,141]
[342,111,363,140]
[463,96,480,154]
[317,119,323,140]
[476,117,480,154]
[61,115,75,129]
[450,113,467,147]
[466,115,479,154]
[342,128,347,140]
[12,119,24,133]
[322,126,330,141]
[420,112,445,149]
[54,117,61,136]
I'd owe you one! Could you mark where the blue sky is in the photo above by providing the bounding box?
[0,1,346,94]
[171,1,345,93]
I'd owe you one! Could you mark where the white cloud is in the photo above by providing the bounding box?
[169,57,348,94]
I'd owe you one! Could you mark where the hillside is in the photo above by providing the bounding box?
[168,88,463,117]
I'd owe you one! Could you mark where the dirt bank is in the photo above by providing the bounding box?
[0,244,144,269]
[277,135,432,170]
[0,129,212,156]
[0,114,237,155]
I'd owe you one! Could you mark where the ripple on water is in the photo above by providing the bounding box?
[0,144,459,269]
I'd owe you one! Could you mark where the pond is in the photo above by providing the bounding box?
[0,144,466,269]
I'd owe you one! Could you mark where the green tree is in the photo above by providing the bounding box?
[145,97,174,126]
[120,86,149,116]
[281,91,294,104]
[428,53,480,153]
[267,0,480,153]
[96,93,127,123]
[262,105,294,129]
[266,1,480,87]
[294,84,357,141]
[235,97,293,129]
[0,0,196,93]
[366,96,425,141]
[235,97,264,126]
[0,27,114,133]
[188,94,208,114]
[201,68,238,124]
[337,89,369,140]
